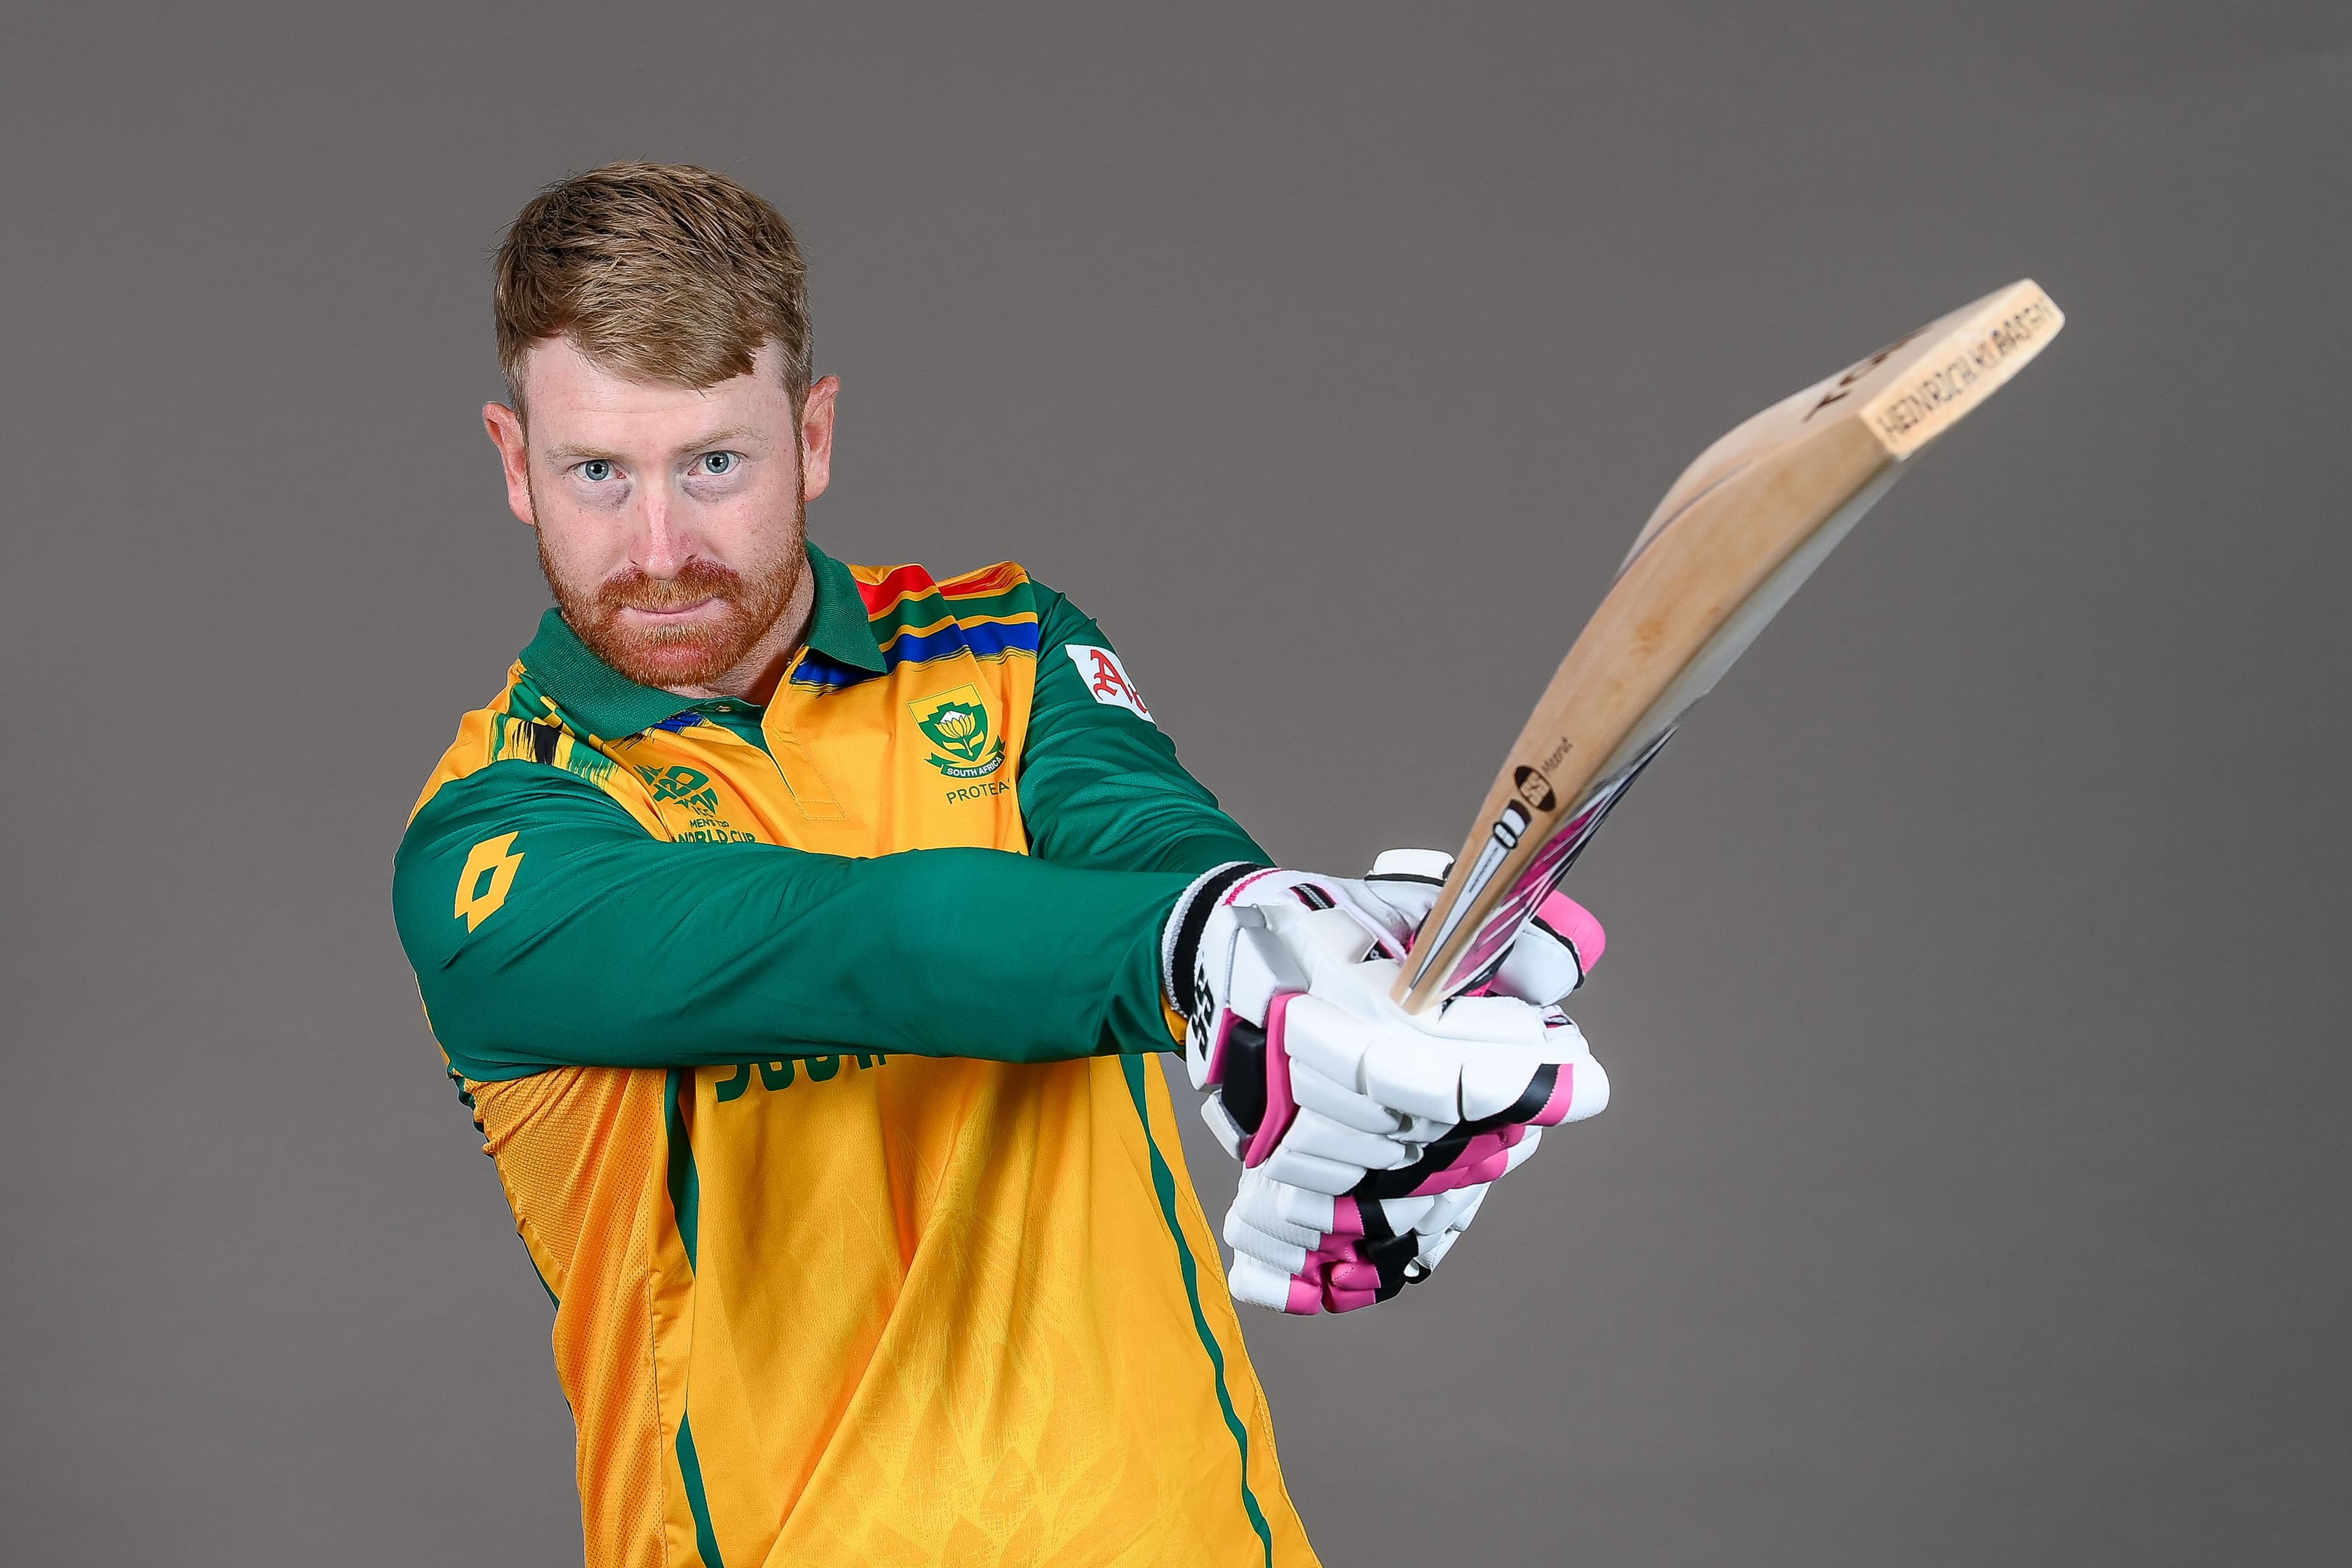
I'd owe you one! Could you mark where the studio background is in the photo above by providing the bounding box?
[4,4,2346,1563]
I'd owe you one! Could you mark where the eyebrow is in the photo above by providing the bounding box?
[679,426,758,453]
[542,428,766,462]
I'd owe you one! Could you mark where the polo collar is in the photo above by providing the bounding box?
[518,540,883,739]
[802,540,887,675]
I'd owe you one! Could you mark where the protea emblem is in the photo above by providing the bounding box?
[923,703,988,760]
[910,685,1006,778]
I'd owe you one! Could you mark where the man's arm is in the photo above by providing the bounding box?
[1018,579,1270,873]
[393,762,1191,1081]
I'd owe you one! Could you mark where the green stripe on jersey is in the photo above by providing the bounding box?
[864,594,949,644]
[664,1069,701,1271]
[932,585,1034,622]
[677,1408,726,1567]
[1119,1055,1275,1567]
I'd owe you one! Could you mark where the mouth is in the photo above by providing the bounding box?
[617,597,721,623]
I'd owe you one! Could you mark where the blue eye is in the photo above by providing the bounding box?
[699,452,736,475]
[580,459,615,483]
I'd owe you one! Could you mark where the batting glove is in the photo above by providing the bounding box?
[1161,857,1609,1202]
[1223,1134,1542,1314]
[1161,860,1608,1316]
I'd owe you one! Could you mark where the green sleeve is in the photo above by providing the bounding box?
[393,763,1193,1081]
[1019,579,1270,873]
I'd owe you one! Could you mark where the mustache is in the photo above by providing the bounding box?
[597,559,746,612]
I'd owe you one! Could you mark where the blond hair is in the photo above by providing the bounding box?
[494,162,812,410]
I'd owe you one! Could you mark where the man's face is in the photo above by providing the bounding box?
[483,339,838,693]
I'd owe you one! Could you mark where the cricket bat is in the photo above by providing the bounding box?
[1394,279,2065,1012]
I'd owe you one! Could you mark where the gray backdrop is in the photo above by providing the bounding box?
[4,3,2346,1563]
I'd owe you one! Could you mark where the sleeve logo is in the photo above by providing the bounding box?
[454,832,524,931]
[1065,646,1153,724]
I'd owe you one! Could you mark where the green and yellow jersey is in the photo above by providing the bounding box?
[392,542,1317,1567]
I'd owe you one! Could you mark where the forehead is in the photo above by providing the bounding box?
[518,337,794,446]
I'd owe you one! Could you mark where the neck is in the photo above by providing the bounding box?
[662,562,816,706]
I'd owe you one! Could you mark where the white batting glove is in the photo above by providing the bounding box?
[1161,857,1610,1311]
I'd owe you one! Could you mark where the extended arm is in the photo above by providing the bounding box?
[393,763,1191,1081]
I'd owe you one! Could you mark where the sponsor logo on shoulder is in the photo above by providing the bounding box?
[1066,645,1153,723]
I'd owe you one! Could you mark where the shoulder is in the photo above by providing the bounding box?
[406,662,526,826]
[403,660,649,837]
[843,557,1048,664]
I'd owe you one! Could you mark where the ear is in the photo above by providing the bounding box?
[797,375,840,503]
[482,402,538,527]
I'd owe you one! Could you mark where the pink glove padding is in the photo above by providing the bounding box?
[1225,1142,1534,1314]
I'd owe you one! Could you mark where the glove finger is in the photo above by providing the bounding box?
[1356,849,1452,957]
[1288,1057,1407,1135]
[1230,1178,1328,1251]
[1439,1132,1518,1189]
[1271,1107,1414,1170]
[1415,1226,1466,1272]
[1532,1055,1608,1126]
[1411,1184,1483,1238]
[1459,1047,1553,1121]
[1406,1156,1502,1198]
[1351,1124,1522,1199]
[1227,1255,1321,1315]
[1434,1182,1490,1238]
[1278,993,1374,1091]
[1223,1211,1311,1273]
[1423,993,1550,1046]
[1289,901,1384,964]
[1486,890,1605,1005]
[1359,1035,1463,1121]
[1245,1177,1336,1237]
[1374,1193,1438,1235]
[1258,1145,1369,1194]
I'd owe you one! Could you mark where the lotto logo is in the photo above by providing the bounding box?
[454,833,523,932]
[1065,645,1153,723]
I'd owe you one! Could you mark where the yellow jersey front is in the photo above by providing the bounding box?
[394,545,1317,1566]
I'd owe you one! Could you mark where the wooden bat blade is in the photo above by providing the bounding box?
[1394,279,2065,1012]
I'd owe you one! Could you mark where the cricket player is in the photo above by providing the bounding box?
[393,163,1611,1566]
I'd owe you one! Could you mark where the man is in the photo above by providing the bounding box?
[394,163,1611,1566]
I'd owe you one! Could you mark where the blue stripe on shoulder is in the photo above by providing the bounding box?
[878,623,970,666]
[790,616,1041,687]
[790,649,884,690]
[961,619,1041,658]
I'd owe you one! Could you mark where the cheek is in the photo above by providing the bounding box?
[530,499,629,586]
[692,473,803,563]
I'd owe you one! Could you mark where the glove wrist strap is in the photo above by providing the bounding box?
[1161,861,1267,1015]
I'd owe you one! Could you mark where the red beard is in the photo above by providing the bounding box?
[545,546,799,690]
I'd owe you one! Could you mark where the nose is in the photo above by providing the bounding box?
[630,476,693,576]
